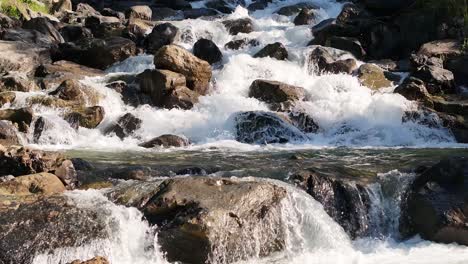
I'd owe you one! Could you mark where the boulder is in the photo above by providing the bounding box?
[142,177,287,263]
[126,5,152,21]
[0,172,66,196]
[104,113,142,139]
[69,257,110,264]
[0,196,107,264]
[275,2,318,16]
[249,79,305,105]
[400,157,468,246]
[138,69,187,106]
[394,77,432,105]
[163,86,200,109]
[413,65,455,94]
[0,120,20,147]
[0,72,39,92]
[293,8,316,26]
[224,38,259,50]
[248,0,272,11]
[288,111,319,133]
[308,46,357,74]
[234,111,308,144]
[145,23,178,54]
[84,15,125,38]
[59,25,93,42]
[57,37,136,70]
[223,18,254,35]
[0,13,20,29]
[64,106,105,129]
[253,42,288,60]
[357,63,392,90]
[154,45,212,95]
[0,41,51,76]
[139,134,189,148]
[51,0,73,14]
[22,17,64,44]
[123,19,152,46]
[0,107,34,133]
[35,60,104,88]
[193,38,223,65]
[101,8,126,22]
[290,168,371,238]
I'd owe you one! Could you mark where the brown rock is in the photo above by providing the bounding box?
[64,106,105,129]
[139,134,189,148]
[0,172,66,196]
[249,79,305,105]
[357,63,392,90]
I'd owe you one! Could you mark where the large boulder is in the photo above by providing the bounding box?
[394,77,432,105]
[139,134,189,148]
[400,157,468,246]
[223,18,254,35]
[145,23,178,54]
[57,37,136,70]
[126,5,152,21]
[35,60,104,88]
[64,106,105,129]
[290,169,371,238]
[22,17,64,44]
[138,69,186,106]
[254,42,288,60]
[193,38,223,65]
[154,45,212,95]
[163,86,200,109]
[0,172,66,196]
[234,111,309,144]
[0,195,107,264]
[142,177,287,263]
[248,79,305,105]
[0,41,51,76]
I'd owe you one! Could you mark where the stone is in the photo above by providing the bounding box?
[223,18,254,35]
[0,107,33,133]
[154,45,212,95]
[446,55,468,86]
[249,79,305,105]
[224,38,259,50]
[275,2,318,16]
[327,36,366,59]
[288,111,319,133]
[400,157,468,246]
[0,72,39,92]
[163,86,200,109]
[59,25,94,42]
[0,120,20,147]
[139,134,189,148]
[123,19,152,46]
[0,41,51,76]
[142,177,287,263]
[138,69,187,106]
[308,46,357,74]
[0,92,15,107]
[22,17,64,44]
[104,113,142,139]
[54,159,78,188]
[0,172,66,196]
[126,5,152,21]
[51,0,73,14]
[64,106,105,129]
[413,65,455,94]
[68,256,110,264]
[193,38,223,65]
[84,15,125,38]
[145,23,178,54]
[253,42,288,60]
[234,111,308,144]
[294,8,316,25]
[36,60,104,87]
[357,63,392,90]
[57,37,136,70]
[394,77,432,104]
[417,39,463,59]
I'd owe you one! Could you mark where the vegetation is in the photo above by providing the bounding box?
[0,0,49,19]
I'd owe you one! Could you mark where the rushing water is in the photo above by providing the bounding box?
[4,0,468,262]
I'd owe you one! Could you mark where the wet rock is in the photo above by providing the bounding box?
[154,45,212,95]
[145,23,178,54]
[413,65,455,94]
[0,72,39,92]
[445,55,468,86]
[36,60,104,88]
[327,36,366,59]
[142,177,287,263]
[247,0,271,11]
[22,17,64,44]
[59,25,94,42]
[126,5,152,21]
[33,116,52,143]
[64,106,105,129]
[290,168,371,238]
[224,38,259,50]
[205,0,240,13]
[288,111,319,133]
[400,157,468,246]
[0,107,34,133]
[357,63,392,90]
[138,68,187,106]
[71,158,94,171]
[275,2,318,16]
[234,111,308,144]
[223,18,254,35]
[417,39,463,59]
[432,99,468,117]
[183,8,218,19]
[0,120,20,147]
[101,8,126,22]
[293,8,316,25]
[163,86,200,109]
[254,42,288,60]
[54,159,78,188]
[123,19,152,46]
[394,77,432,104]
[0,172,66,196]
[0,146,69,178]
[308,46,357,74]
[0,40,51,76]
[193,38,223,65]
[0,196,107,264]
[0,92,15,107]
[249,79,305,105]
[84,15,125,38]
[69,256,110,264]
[49,79,84,101]
[104,113,142,139]
[139,134,189,148]
[57,37,136,70]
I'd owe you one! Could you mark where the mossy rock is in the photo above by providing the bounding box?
[357,63,392,90]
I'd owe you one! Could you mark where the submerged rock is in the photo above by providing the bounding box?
[139,134,189,148]
[254,42,288,60]
[142,177,287,263]
[400,157,468,246]
[234,111,308,144]
[223,18,254,35]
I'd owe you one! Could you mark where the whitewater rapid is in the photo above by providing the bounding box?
[32,172,468,264]
[1,0,461,151]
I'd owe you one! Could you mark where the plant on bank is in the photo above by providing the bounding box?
[0,0,49,19]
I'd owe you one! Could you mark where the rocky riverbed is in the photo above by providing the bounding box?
[0,0,467,263]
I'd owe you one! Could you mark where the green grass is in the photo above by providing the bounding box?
[0,0,49,19]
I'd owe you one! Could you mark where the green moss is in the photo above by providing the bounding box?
[0,0,50,19]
